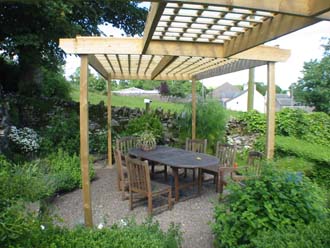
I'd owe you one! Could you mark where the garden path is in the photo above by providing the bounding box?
[50,160,218,248]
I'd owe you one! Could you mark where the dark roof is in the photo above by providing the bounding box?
[276,94,294,106]
[212,82,241,99]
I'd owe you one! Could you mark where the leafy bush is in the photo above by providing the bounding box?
[303,112,330,146]
[276,108,308,137]
[8,126,41,155]
[251,218,330,248]
[41,112,80,155]
[5,218,182,248]
[125,114,163,142]
[212,167,327,248]
[236,110,266,135]
[179,100,227,152]
[0,156,55,209]
[89,128,108,154]
[44,149,95,192]
[40,67,71,100]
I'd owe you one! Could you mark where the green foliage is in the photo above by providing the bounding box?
[4,218,182,248]
[44,149,95,192]
[69,68,110,92]
[255,82,285,96]
[179,100,227,152]
[40,67,71,99]
[212,167,327,248]
[251,218,330,248]
[276,108,308,137]
[275,136,330,164]
[125,114,163,142]
[0,1,147,95]
[0,156,55,208]
[237,110,266,134]
[293,45,330,113]
[273,156,315,177]
[89,128,108,154]
[236,109,330,147]
[41,111,80,155]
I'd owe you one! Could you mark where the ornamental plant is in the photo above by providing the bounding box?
[8,126,41,154]
[212,166,327,248]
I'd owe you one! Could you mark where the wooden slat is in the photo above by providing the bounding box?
[79,55,93,227]
[142,2,166,53]
[151,55,178,79]
[266,62,276,159]
[223,14,319,57]
[144,55,155,74]
[147,0,329,17]
[191,78,197,139]
[115,54,123,74]
[194,59,266,80]
[107,75,112,168]
[105,55,115,74]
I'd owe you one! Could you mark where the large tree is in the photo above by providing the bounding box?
[0,0,147,95]
[293,38,330,113]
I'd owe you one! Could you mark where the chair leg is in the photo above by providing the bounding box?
[168,189,172,210]
[215,175,219,193]
[198,169,203,194]
[192,169,196,182]
[147,193,153,215]
[184,168,188,178]
[129,190,133,210]
[164,165,168,181]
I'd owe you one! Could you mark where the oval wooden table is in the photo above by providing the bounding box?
[129,146,219,202]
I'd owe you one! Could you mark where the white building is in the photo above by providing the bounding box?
[225,87,266,113]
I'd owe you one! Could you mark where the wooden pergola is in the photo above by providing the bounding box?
[59,0,330,227]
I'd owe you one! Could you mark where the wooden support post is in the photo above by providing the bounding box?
[79,55,93,227]
[107,75,112,168]
[266,62,276,159]
[247,68,255,111]
[191,78,197,139]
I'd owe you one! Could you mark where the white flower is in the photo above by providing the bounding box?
[40,225,45,230]
[97,223,104,229]
[119,219,127,226]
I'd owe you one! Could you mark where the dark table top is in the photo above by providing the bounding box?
[129,145,219,169]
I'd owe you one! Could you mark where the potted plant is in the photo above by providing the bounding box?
[137,131,157,151]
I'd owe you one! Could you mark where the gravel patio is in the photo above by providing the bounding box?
[50,160,219,248]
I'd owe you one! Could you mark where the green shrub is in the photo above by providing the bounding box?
[125,114,163,142]
[41,112,80,155]
[276,108,309,137]
[236,110,266,135]
[212,167,327,248]
[40,67,71,100]
[44,149,95,192]
[251,218,330,248]
[0,156,55,209]
[179,100,227,152]
[303,112,330,146]
[6,218,182,248]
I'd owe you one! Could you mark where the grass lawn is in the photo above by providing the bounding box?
[70,86,184,112]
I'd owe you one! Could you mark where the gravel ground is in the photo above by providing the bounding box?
[50,160,219,248]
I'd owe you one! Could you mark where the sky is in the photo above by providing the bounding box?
[64,19,330,91]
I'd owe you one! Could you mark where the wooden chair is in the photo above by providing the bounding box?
[125,156,172,215]
[116,136,167,181]
[114,149,129,200]
[184,138,207,180]
[231,151,263,183]
[115,136,139,191]
[199,142,236,193]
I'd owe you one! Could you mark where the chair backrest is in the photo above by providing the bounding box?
[215,142,236,168]
[125,156,151,195]
[116,136,139,156]
[247,151,263,176]
[114,149,125,182]
[185,138,207,153]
